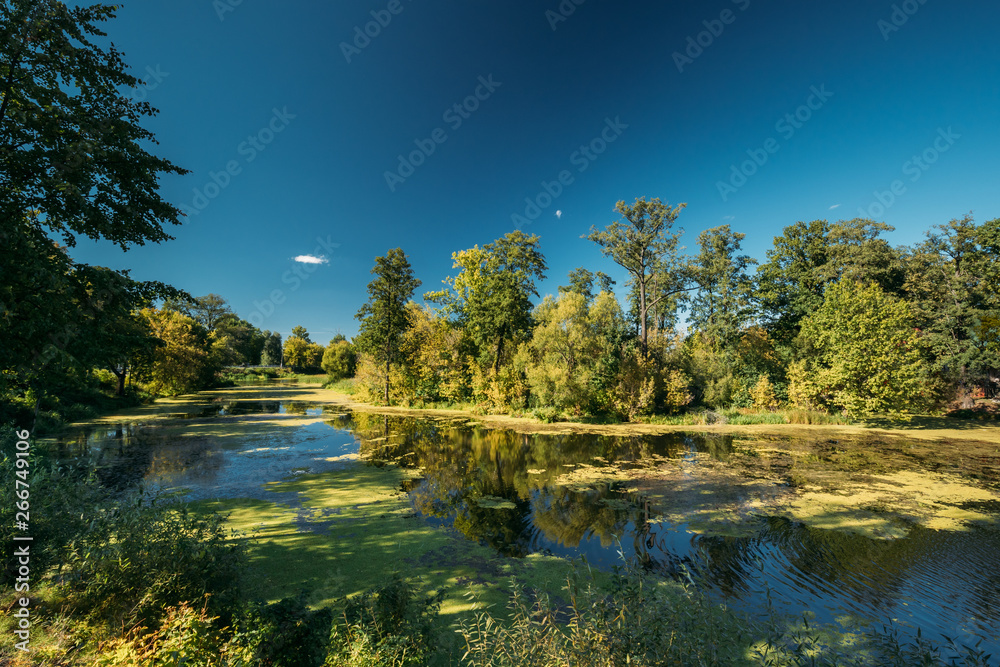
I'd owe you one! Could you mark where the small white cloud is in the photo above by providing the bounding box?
[829,204,841,210]
[294,254,329,265]
[555,210,563,219]
[723,215,735,220]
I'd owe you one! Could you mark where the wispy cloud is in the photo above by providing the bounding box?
[293,254,329,265]
[555,210,562,219]
[829,203,841,210]
[723,215,735,220]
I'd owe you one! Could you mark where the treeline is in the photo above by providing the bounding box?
[0,276,361,429]
[352,198,1000,420]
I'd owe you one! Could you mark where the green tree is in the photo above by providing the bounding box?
[140,308,215,396]
[0,2,187,247]
[304,342,324,369]
[69,267,162,396]
[558,267,616,305]
[756,219,903,347]
[290,325,311,343]
[215,314,266,366]
[687,224,756,349]
[321,339,358,381]
[518,291,624,414]
[794,280,931,417]
[0,2,186,411]
[260,332,282,366]
[427,231,547,373]
[187,294,233,331]
[586,197,688,356]
[400,303,472,403]
[282,337,309,369]
[903,215,1000,404]
[355,248,421,404]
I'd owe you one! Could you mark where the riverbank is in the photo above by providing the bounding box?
[68,380,1000,445]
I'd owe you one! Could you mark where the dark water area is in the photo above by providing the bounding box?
[56,399,1000,655]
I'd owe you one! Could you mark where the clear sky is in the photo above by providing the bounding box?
[72,0,1000,345]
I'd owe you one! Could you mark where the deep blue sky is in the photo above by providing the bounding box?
[73,1,1000,344]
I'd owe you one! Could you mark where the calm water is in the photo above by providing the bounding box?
[58,394,1000,655]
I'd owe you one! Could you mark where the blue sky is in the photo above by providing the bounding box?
[73,1,1000,344]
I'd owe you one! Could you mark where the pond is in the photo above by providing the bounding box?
[56,386,1000,655]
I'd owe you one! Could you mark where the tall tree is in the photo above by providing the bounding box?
[0,2,187,410]
[0,2,187,246]
[290,325,311,343]
[903,215,1000,403]
[586,197,688,356]
[427,231,547,372]
[687,225,757,349]
[260,332,283,366]
[355,248,421,404]
[189,294,233,331]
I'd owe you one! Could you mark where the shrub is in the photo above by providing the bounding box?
[326,575,443,667]
[229,594,334,667]
[64,492,247,630]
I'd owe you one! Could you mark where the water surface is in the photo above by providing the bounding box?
[58,390,1000,654]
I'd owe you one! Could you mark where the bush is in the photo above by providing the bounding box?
[229,594,334,667]
[326,575,443,667]
[64,492,247,630]
[0,427,106,585]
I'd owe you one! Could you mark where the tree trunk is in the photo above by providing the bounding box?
[384,355,390,405]
[639,277,648,358]
[109,365,127,396]
[493,337,504,374]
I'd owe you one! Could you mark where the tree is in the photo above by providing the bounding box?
[0,2,187,248]
[355,248,421,404]
[282,337,309,368]
[215,314,266,366]
[140,308,214,396]
[558,268,616,305]
[687,225,756,349]
[0,2,186,410]
[793,280,931,417]
[290,325,312,343]
[427,231,547,373]
[322,339,358,381]
[304,342,324,369]
[69,266,161,396]
[755,219,903,347]
[260,332,282,366]
[903,215,1000,403]
[519,291,624,413]
[586,197,688,356]
[189,294,233,331]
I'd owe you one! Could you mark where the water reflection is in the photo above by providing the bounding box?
[341,411,1000,652]
[55,403,1000,653]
